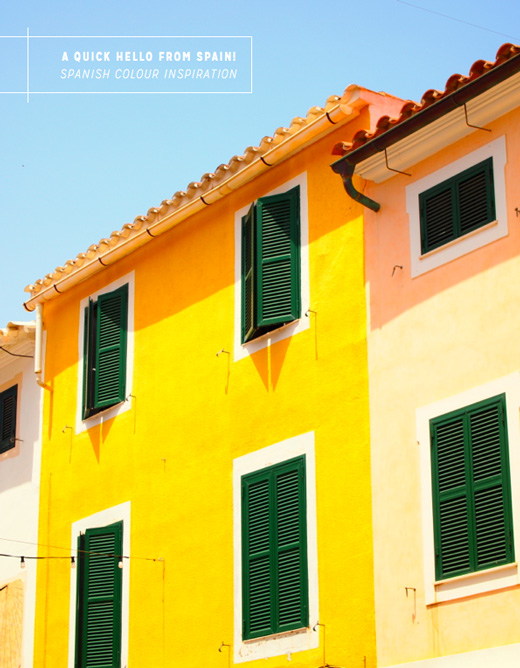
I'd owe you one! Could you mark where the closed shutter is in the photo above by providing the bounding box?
[76,522,123,668]
[95,286,128,409]
[242,456,308,640]
[420,158,495,254]
[0,385,17,453]
[431,394,513,580]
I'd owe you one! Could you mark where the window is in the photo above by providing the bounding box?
[241,455,308,640]
[419,158,495,254]
[0,385,17,453]
[75,521,123,668]
[83,284,128,419]
[406,136,507,278]
[430,394,514,581]
[241,185,300,343]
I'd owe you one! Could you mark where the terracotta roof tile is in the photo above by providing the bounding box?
[332,42,520,158]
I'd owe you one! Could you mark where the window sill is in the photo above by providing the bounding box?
[419,219,498,261]
[428,561,518,605]
[243,626,308,644]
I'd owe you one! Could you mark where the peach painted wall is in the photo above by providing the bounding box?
[365,105,520,666]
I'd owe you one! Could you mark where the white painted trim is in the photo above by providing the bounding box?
[381,642,520,668]
[233,173,310,362]
[76,272,135,433]
[67,501,131,668]
[233,432,319,662]
[406,136,508,278]
[417,373,520,604]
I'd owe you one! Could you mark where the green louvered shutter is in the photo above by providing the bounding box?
[0,385,17,453]
[77,522,123,668]
[242,456,308,640]
[256,187,300,328]
[82,300,96,420]
[431,395,513,580]
[242,205,256,343]
[275,460,308,631]
[94,285,128,410]
[420,158,495,254]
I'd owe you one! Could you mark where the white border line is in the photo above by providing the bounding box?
[0,34,253,96]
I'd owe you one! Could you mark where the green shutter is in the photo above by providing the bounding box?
[241,186,301,343]
[95,286,128,409]
[431,394,514,580]
[242,205,256,343]
[0,385,17,453]
[76,522,123,668]
[242,456,308,640]
[256,187,300,328]
[83,285,128,419]
[420,158,495,254]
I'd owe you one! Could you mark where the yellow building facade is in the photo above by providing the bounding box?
[29,86,404,668]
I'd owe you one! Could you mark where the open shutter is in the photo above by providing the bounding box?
[82,300,95,420]
[431,394,513,580]
[256,186,300,328]
[77,522,123,668]
[0,385,17,453]
[242,456,307,640]
[242,205,256,343]
[94,285,128,410]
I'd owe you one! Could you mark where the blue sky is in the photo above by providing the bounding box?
[1,0,519,325]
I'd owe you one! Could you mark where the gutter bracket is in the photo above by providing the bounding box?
[331,158,381,213]
[384,148,411,176]
[463,103,491,132]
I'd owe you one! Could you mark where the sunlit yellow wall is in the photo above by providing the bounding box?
[34,115,379,668]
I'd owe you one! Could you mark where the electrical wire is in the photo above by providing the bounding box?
[0,346,33,359]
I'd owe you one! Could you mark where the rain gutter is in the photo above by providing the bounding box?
[331,50,520,211]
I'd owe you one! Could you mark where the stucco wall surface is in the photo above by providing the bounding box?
[365,106,520,666]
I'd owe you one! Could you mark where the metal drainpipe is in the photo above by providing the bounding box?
[330,157,381,212]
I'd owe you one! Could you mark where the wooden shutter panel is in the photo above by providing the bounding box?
[256,186,300,328]
[77,522,123,668]
[242,205,256,343]
[275,459,308,631]
[243,476,273,638]
[431,395,513,580]
[242,456,308,640]
[420,158,495,254]
[469,401,513,569]
[431,415,471,578]
[0,385,17,453]
[94,285,128,410]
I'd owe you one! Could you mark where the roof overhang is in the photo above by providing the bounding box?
[331,49,520,184]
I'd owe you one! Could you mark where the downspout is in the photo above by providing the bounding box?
[35,303,51,391]
[330,157,380,212]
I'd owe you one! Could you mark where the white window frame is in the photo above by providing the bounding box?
[407,136,508,278]
[417,373,520,605]
[233,431,319,662]
[76,271,135,433]
[234,173,310,362]
[67,501,131,668]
